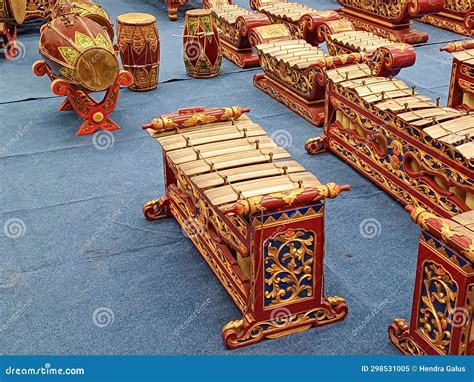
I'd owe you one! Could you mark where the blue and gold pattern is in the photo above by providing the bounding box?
[264,228,315,308]
[416,260,458,355]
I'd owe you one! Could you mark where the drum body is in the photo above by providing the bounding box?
[39,13,119,92]
[183,9,221,78]
[52,0,114,40]
[117,13,159,92]
[0,0,26,24]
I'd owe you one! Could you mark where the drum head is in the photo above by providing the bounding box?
[117,13,156,26]
[10,0,26,24]
[186,9,211,17]
[76,48,119,91]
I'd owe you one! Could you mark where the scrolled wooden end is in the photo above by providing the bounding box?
[407,0,443,18]
[118,70,134,87]
[32,60,48,77]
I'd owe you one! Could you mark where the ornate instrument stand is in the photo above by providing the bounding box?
[389,206,474,355]
[442,40,474,112]
[211,4,270,69]
[33,61,133,136]
[305,65,474,218]
[142,106,351,349]
[421,2,473,36]
[336,0,444,44]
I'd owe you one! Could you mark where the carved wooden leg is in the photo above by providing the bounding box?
[388,318,426,355]
[143,196,171,221]
[305,135,327,155]
[49,71,133,136]
[167,3,179,21]
[222,296,348,349]
[58,98,74,111]
[1,23,19,61]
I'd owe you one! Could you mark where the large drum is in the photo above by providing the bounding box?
[117,13,159,92]
[39,13,119,92]
[183,9,221,78]
[0,0,26,24]
[52,0,114,40]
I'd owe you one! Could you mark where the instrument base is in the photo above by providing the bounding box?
[222,296,348,350]
[421,14,473,37]
[388,319,428,355]
[221,41,260,69]
[305,135,328,155]
[253,73,325,127]
[33,61,133,136]
[143,197,171,221]
[339,11,429,44]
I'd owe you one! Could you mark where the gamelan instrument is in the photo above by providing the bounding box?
[210,4,270,68]
[202,0,231,8]
[336,0,444,44]
[305,67,474,218]
[251,24,415,126]
[183,9,222,78]
[117,13,160,92]
[163,0,231,20]
[142,106,351,349]
[389,205,474,355]
[0,0,26,60]
[315,18,417,72]
[421,0,473,36]
[34,13,133,135]
[250,0,340,46]
[441,40,474,112]
[25,0,55,21]
[52,0,114,40]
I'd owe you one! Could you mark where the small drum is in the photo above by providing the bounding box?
[117,13,160,92]
[183,9,221,78]
[39,13,119,92]
[52,0,114,40]
[0,0,26,24]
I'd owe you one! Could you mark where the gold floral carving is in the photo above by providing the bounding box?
[416,261,458,355]
[264,229,315,308]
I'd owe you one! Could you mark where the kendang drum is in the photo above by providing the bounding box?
[117,13,160,92]
[0,0,26,24]
[39,12,119,92]
[183,9,222,78]
[52,0,114,40]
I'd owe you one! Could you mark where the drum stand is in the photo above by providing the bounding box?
[33,61,133,136]
[164,0,188,21]
[0,23,19,60]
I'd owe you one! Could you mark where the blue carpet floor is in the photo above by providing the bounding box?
[0,0,467,355]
